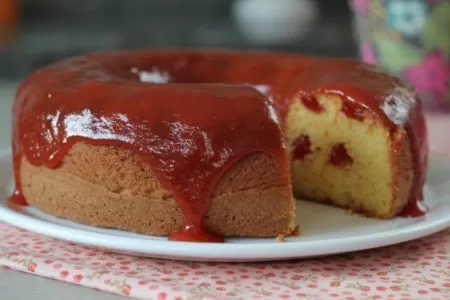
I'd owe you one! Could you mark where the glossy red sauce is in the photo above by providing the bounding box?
[401,196,427,217]
[292,135,312,160]
[300,95,324,113]
[9,190,26,205]
[168,225,224,242]
[341,99,366,121]
[11,51,428,241]
[329,143,353,167]
[396,100,428,217]
[11,53,289,243]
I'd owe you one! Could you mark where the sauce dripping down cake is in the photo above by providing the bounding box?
[10,50,428,242]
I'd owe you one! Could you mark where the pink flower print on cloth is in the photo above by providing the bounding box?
[405,51,450,105]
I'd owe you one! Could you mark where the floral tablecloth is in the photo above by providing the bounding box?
[1,115,449,300]
[0,223,449,300]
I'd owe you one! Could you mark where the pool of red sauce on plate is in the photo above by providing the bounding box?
[10,51,428,243]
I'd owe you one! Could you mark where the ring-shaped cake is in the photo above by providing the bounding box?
[11,50,428,242]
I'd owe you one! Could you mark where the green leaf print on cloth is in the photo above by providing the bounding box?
[374,33,425,73]
[422,2,450,56]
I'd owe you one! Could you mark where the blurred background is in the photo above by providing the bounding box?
[0,0,356,81]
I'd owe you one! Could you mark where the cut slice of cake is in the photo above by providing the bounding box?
[285,93,414,218]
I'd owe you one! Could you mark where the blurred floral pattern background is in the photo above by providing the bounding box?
[351,0,449,110]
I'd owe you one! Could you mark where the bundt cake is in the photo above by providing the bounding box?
[10,50,428,242]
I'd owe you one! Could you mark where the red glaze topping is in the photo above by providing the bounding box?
[168,225,224,242]
[292,135,312,160]
[401,196,427,217]
[329,143,353,167]
[300,95,324,113]
[9,190,26,205]
[11,53,289,243]
[341,99,366,121]
[11,50,428,239]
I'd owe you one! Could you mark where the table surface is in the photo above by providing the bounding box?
[0,83,125,300]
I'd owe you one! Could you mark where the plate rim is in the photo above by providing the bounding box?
[0,149,449,261]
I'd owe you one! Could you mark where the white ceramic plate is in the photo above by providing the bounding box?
[0,150,449,262]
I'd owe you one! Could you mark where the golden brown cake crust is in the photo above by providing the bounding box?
[21,142,296,237]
